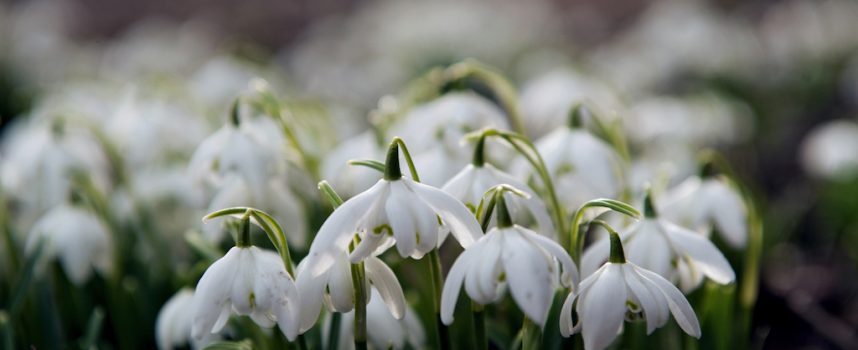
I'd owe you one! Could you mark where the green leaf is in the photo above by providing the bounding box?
[348,159,385,173]
[580,198,641,219]
[79,306,104,350]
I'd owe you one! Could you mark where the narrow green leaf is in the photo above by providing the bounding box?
[203,339,254,350]
[348,159,385,173]
[79,306,104,350]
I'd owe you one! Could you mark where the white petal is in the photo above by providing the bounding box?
[410,199,440,258]
[578,264,626,350]
[311,181,385,255]
[296,255,331,332]
[626,220,673,279]
[500,229,554,326]
[634,265,701,338]
[328,252,355,312]
[409,179,483,248]
[365,257,406,319]
[464,234,502,304]
[440,243,479,325]
[559,291,579,337]
[229,248,256,316]
[705,180,747,248]
[663,221,736,284]
[622,265,666,334]
[192,248,239,339]
[581,236,611,278]
[526,230,579,288]
[440,165,477,204]
[386,186,417,258]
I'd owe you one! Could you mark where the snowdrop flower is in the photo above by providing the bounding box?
[661,171,748,248]
[324,287,425,350]
[296,249,405,332]
[442,136,554,236]
[191,245,300,341]
[308,139,482,262]
[561,231,701,350]
[441,194,577,327]
[203,174,307,247]
[1,119,111,218]
[157,288,217,350]
[25,203,113,286]
[800,119,858,180]
[520,108,623,210]
[582,191,735,292]
[187,110,281,199]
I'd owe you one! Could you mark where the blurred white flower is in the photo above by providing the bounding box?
[321,130,384,197]
[624,95,752,148]
[662,175,748,248]
[25,203,113,286]
[441,201,576,327]
[324,287,425,350]
[156,288,217,350]
[800,119,858,180]
[522,123,623,210]
[191,246,300,341]
[442,163,554,237]
[519,68,624,139]
[1,120,111,219]
[296,250,404,332]
[582,195,735,292]
[560,233,700,350]
[203,174,307,247]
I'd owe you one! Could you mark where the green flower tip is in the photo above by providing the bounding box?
[567,104,587,129]
[472,134,487,167]
[608,232,626,264]
[230,99,241,126]
[643,187,658,218]
[495,192,513,228]
[384,139,403,181]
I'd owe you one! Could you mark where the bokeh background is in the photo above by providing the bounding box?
[2,0,858,349]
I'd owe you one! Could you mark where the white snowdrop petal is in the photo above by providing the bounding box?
[559,291,579,337]
[386,188,416,257]
[581,235,611,278]
[706,181,747,248]
[277,281,302,341]
[465,234,501,304]
[296,255,331,332]
[634,266,701,338]
[328,253,356,312]
[229,249,256,316]
[500,229,554,326]
[526,229,579,288]
[311,181,385,255]
[365,257,406,320]
[663,222,736,284]
[410,180,482,248]
[349,228,387,263]
[622,265,665,334]
[440,244,478,325]
[626,220,673,279]
[579,265,626,350]
[192,248,239,339]
[410,199,440,257]
[440,165,477,203]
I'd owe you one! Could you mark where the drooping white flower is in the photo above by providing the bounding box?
[324,287,425,350]
[661,174,748,248]
[561,232,700,350]
[156,288,218,350]
[203,174,308,247]
[308,141,482,262]
[441,137,554,237]
[187,116,281,199]
[582,193,735,292]
[520,116,623,210]
[296,249,405,332]
[191,246,300,341]
[441,196,577,327]
[25,203,113,286]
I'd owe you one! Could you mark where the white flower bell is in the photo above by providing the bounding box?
[561,231,701,350]
[661,169,748,248]
[191,245,300,341]
[521,107,623,210]
[308,140,483,263]
[296,249,405,332]
[324,287,425,350]
[441,194,577,327]
[582,191,735,292]
[25,203,113,286]
[442,136,554,237]
[156,288,217,350]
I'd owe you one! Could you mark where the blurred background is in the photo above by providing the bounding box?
[2,0,858,349]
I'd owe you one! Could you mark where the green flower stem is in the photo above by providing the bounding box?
[429,249,451,350]
[327,312,342,349]
[472,133,487,167]
[235,211,252,248]
[739,197,764,350]
[472,302,487,350]
[393,137,420,181]
[0,310,12,350]
[350,239,368,350]
[520,317,542,350]
[568,199,640,264]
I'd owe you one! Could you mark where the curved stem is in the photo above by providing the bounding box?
[568,199,640,263]
[392,137,420,182]
[235,211,252,247]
